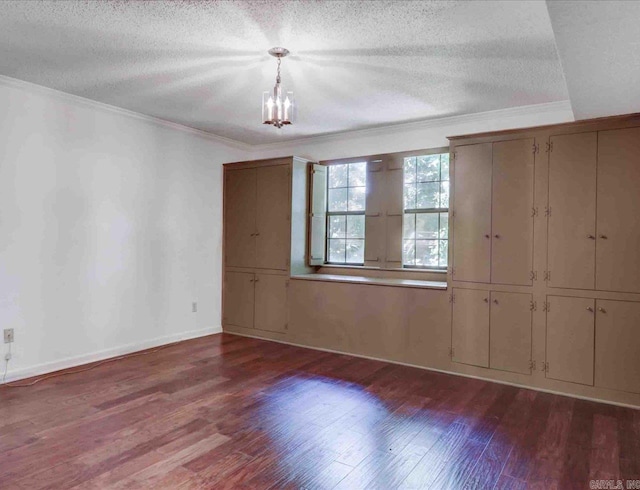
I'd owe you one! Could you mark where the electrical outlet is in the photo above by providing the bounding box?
[192,302,197,313]
[4,329,14,343]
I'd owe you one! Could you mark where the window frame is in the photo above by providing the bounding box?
[402,149,450,270]
[325,161,367,265]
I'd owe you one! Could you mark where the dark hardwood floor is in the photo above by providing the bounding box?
[1,333,638,489]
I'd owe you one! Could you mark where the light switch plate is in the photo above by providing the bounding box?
[4,328,14,343]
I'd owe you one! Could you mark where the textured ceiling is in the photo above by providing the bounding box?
[546,0,640,120]
[0,0,569,145]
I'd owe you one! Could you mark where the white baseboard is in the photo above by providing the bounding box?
[2,326,222,384]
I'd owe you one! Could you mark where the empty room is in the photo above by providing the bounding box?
[2,0,640,488]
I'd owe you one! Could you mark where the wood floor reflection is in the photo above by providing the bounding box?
[1,333,638,489]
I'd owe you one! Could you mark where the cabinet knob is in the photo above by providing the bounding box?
[599,235,608,239]
[493,299,499,304]
[250,233,256,237]
[598,307,606,313]
[494,234,500,239]
[484,234,490,239]
[587,307,594,312]
[587,234,595,240]
[483,298,489,303]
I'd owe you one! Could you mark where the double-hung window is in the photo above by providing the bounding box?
[402,153,450,269]
[326,162,366,264]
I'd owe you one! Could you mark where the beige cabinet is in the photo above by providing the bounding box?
[595,299,640,394]
[255,165,290,270]
[452,288,490,367]
[489,291,532,375]
[254,274,289,333]
[452,139,534,285]
[225,164,290,271]
[223,272,288,332]
[491,139,534,286]
[225,168,257,268]
[545,296,595,386]
[452,143,493,283]
[596,127,640,293]
[547,132,598,290]
[223,271,255,329]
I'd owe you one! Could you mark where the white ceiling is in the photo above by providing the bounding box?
[0,0,571,145]
[546,1,640,120]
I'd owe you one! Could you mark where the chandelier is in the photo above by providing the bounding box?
[262,47,294,128]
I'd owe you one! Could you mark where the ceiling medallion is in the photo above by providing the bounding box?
[262,47,294,128]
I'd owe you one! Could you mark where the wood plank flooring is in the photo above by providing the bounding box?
[1,333,638,489]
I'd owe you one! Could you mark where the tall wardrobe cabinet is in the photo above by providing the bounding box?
[223,156,313,334]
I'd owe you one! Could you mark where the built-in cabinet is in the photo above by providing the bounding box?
[224,163,290,271]
[451,288,490,368]
[451,139,534,286]
[595,299,640,394]
[547,132,598,290]
[547,127,640,293]
[452,288,532,375]
[224,271,289,333]
[545,295,595,386]
[545,295,640,395]
[223,157,312,336]
[449,116,640,406]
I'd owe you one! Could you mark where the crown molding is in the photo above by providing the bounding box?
[0,74,253,152]
[248,100,574,153]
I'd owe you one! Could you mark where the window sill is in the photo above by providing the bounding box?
[320,264,447,274]
[290,273,448,291]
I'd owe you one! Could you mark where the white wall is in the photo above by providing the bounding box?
[250,101,575,162]
[0,77,250,382]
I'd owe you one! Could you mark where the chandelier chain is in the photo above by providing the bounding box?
[276,57,281,84]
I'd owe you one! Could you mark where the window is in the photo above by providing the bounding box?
[326,162,366,264]
[402,153,450,268]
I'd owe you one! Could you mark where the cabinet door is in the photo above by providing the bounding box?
[489,291,532,375]
[595,300,640,394]
[225,168,256,268]
[452,288,490,367]
[254,274,288,333]
[452,143,492,282]
[256,165,290,270]
[491,139,535,285]
[546,296,594,386]
[596,127,640,293]
[223,272,255,329]
[548,132,597,289]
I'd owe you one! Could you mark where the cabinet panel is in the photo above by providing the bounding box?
[225,168,256,268]
[595,300,640,394]
[254,274,288,333]
[491,138,534,286]
[256,165,290,270]
[546,296,594,386]
[548,132,597,289]
[223,271,255,329]
[452,288,490,367]
[452,143,493,283]
[596,127,640,293]
[489,291,532,375]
